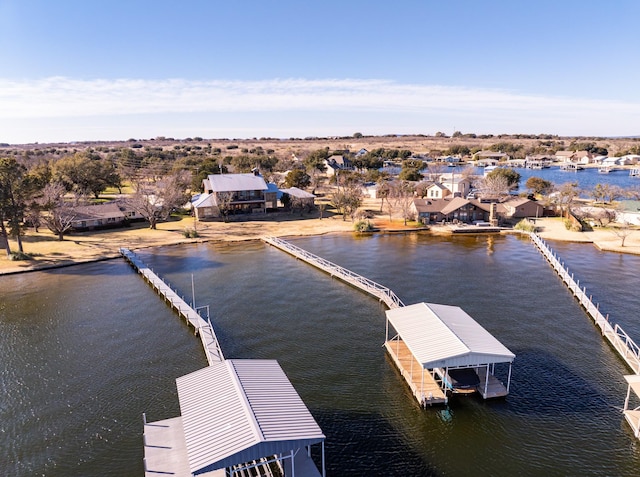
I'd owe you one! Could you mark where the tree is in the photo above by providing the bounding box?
[284,169,311,189]
[610,222,635,247]
[526,176,553,196]
[0,157,40,255]
[485,167,520,189]
[549,182,580,216]
[393,181,416,225]
[52,153,120,198]
[478,174,510,200]
[127,170,191,229]
[40,182,80,241]
[330,184,362,221]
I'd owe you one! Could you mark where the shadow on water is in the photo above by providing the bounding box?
[311,408,440,477]
[507,348,611,416]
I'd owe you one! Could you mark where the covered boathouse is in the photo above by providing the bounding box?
[384,302,515,406]
[144,360,326,477]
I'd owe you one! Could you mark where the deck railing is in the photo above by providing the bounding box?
[262,236,404,309]
[120,248,224,364]
[529,233,640,374]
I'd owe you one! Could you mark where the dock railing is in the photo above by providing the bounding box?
[262,236,404,309]
[119,247,224,364]
[529,233,640,374]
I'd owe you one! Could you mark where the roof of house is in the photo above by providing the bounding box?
[206,173,268,193]
[71,202,125,220]
[192,193,216,208]
[385,302,515,369]
[412,198,446,213]
[280,187,315,199]
[176,359,325,474]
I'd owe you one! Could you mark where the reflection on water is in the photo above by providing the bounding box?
[2,234,640,476]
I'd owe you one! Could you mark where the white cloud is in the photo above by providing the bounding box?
[1,77,639,143]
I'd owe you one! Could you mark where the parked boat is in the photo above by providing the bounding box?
[630,168,640,177]
[560,163,584,171]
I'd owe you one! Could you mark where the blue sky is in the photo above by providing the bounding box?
[1,0,639,144]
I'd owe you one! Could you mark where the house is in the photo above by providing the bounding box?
[195,172,272,219]
[280,187,316,208]
[573,150,594,164]
[474,151,511,162]
[411,197,491,224]
[555,150,575,162]
[324,154,353,177]
[438,173,472,197]
[425,183,450,199]
[555,150,594,164]
[619,154,640,165]
[498,197,546,220]
[69,202,126,231]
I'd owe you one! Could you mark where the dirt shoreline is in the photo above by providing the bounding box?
[1,212,638,277]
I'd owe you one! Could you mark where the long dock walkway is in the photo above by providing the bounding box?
[262,236,404,309]
[120,248,223,364]
[529,233,640,374]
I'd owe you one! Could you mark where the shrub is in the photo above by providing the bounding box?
[182,228,200,238]
[514,219,537,233]
[9,251,31,261]
[354,220,374,232]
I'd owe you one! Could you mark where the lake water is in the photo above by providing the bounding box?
[2,234,640,476]
[469,165,639,194]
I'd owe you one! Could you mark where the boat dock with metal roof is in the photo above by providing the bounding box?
[385,302,515,405]
[144,360,325,476]
[120,247,326,476]
[263,237,515,407]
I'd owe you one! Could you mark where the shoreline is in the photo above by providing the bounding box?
[1,215,639,276]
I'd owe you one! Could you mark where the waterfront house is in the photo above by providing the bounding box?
[195,172,273,219]
[473,151,511,162]
[411,197,491,224]
[498,197,546,220]
[555,150,575,162]
[69,202,126,231]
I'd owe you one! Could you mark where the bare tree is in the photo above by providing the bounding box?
[393,181,416,225]
[610,221,635,247]
[478,174,510,201]
[128,170,191,229]
[215,191,234,222]
[546,182,580,217]
[40,182,81,240]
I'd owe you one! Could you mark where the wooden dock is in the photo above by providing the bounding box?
[384,340,447,405]
[529,233,640,374]
[262,236,404,309]
[120,248,223,364]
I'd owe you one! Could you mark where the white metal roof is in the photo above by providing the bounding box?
[386,302,515,369]
[191,193,216,208]
[280,187,316,199]
[176,360,325,475]
[206,173,268,193]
